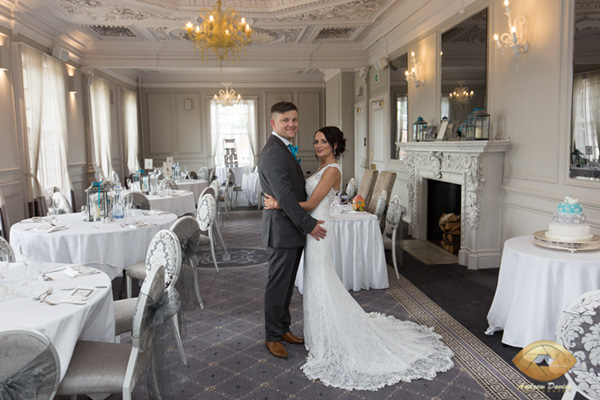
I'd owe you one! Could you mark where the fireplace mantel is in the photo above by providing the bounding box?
[398,140,510,269]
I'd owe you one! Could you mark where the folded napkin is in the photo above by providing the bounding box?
[121,221,151,229]
[146,210,169,215]
[34,224,66,232]
[63,265,99,278]
[21,217,45,223]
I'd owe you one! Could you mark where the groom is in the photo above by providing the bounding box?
[258,101,327,359]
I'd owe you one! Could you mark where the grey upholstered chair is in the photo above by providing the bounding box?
[58,265,166,400]
[367,171,396,214]
[345,177,357,199]
[0,327,60,400]
[556,289,600,400]
[0,236,15,262]
[382,195,406,279]
[356,169,378,206]
[50,190,72,214]
[171,215,205,309]
[123,191,150,210]
[188,170,198,180]
[0,188,11,241]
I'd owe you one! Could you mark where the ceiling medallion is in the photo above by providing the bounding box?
[184,0,252,70]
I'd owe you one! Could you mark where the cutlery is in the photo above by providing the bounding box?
[39,286,53,302]
[42,299,86,306]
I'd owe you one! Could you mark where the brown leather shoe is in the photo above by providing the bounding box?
[281,331,305,345]
[265,341,288,359]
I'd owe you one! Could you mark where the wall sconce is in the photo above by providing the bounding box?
[68,75,77,93]
[405,51,424,88]
[493,0,528,67]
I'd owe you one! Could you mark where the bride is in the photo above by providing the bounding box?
[264,126,454,391]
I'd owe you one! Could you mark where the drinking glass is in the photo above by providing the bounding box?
[20,245,31,280]
[0,259,9,301]
[81,205,88,218]
[30,261,43,281]
[126,179,132,190]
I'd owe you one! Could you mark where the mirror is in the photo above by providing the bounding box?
[390,53,408,160]
[570,0,600,181]
[440,8,487,140]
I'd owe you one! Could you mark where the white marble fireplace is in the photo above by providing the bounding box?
[398,140,510,269]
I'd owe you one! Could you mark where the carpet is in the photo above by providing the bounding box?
[196,247,269,268]
[404,239,459,265]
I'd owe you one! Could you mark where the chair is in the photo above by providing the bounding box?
[0,236,15,262]
[111,170,122,186]
[0,326,61,399]
[159,178,178,191]
[216,174,232,219]
[123,191,150,210]
[50,190,72,214]
[382,195,405,280]
[200,186,228,253]
[356,169,378,206]
[0,188,10,241]
[208,167,215,182]
[198,166,209,181]
[119,230,187,364]
[366,171,396,214]
[171,216,205,309]
[374,189,388,225]
[229,168,243,208]
[188,170,198,180]
[556,289,600,400]
[196,193,220,272]
[58,265,166,400]
[346,177,357,199]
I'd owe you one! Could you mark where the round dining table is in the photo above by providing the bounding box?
[295,205,388,294]
[143,190,196,216]
[10,212,178,280]
[242,172,261,205]
[175,179,209,203]
[0,262,114,382]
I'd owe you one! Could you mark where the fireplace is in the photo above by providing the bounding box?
[398,140,510,269]
[427,179,461,246]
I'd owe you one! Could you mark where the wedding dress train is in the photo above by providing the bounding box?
[301,163,454,391]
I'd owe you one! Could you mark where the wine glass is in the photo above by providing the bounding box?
[20,245,31,280]
[0,258,9,301]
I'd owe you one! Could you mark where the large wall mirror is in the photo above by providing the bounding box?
[390,53,408,160]
[570,0,600,181]
[440,8,487,139]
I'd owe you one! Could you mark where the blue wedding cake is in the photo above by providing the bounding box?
[545,195,593,241]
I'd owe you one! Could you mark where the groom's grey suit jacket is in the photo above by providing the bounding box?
[258,135,317,248]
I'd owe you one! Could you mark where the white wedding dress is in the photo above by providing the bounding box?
[301,163,454,391]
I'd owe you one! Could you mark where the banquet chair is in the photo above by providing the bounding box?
[0,236,16,262]
[123,191,150,210]
[0,188,10,240]
[229,168,243,208]
[198,166,209,181]
[111,170,122,186]
[208,167,215,182]
[374,190,388,227]
[200,186,228,253]
[346,177,357,199]
[382,195,405,279]
[356,169,378,206]
[196,193,220,272]
[58,265,166,400]
[50,190,73,214]
[0,326,61,400]
[119,230,187,364]
[217,172,233,219]
[556,289,600,400]
[366,171,396,214]
[188,170,198,180]
[159,178,178,191]
[171,215,205,309]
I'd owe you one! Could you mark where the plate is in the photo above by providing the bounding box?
[533,231,600,253]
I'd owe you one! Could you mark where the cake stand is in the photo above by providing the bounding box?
[533,231,600,253]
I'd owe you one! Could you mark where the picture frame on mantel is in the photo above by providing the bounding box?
[437,119,450,141]
[423,125,437,141]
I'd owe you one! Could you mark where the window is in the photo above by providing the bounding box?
[210,99,257,167]
[122,88,140,173]
[90,77,113,179]
[572,71,600,167]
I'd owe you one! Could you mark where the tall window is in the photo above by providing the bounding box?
[210,99,257,167]
[572,71,600,165]
[90,77,113,179]
[122,88,140,173]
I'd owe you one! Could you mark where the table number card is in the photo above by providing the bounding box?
[166,157,174,164]
[163,162,173,178]
[144,158,153,169]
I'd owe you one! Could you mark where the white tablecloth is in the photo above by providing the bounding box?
[242,172,261,205]
[10,212,178,280]
[215,166,249,186]
[486,236,600,348]
[0,262,114,381]
[296,208,389,293]
[175,180,209,203]
[146,190,196,216]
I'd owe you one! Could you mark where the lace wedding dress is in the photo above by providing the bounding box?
[302,163,454,391]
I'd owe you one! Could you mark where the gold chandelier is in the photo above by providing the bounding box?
[184,0,252,69]
[449,80,474,106]
[214,82,241,106]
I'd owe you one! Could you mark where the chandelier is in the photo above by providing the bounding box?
[449,81,474,106]
[184,0,252,70]
[214,82,241,106]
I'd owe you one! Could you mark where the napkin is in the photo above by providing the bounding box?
[63,265,99,278]
[34,224,66,232]
[62,288,95,303]
[146,210,169,215]
[121,221,151,229]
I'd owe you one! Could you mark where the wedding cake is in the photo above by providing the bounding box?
[545,195,593,241]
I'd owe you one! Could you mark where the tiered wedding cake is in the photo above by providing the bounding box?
[545,195,593,242]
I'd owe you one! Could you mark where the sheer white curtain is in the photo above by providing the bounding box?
[46,56,74,205]
[122,88,140,173]
[90,77,113,179]
[20,44,46,216]
[210,98,257,167]
[572,71,600,163]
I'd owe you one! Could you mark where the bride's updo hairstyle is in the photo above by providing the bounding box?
[317,126,346,159]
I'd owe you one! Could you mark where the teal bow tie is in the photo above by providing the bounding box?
[287,144,300,163]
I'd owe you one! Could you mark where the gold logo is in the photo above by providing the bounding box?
[512,340,576,382]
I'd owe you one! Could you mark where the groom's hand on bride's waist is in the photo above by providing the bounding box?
[309,220,327,240]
